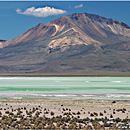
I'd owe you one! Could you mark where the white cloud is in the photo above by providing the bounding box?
[74,4,83,8]
[16,6,67,17]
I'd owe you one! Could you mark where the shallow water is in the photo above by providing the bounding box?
[0,77,130,100]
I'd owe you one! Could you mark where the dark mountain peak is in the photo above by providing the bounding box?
[32,13,130,31]
[66,12,130,29]
[51,16,69,26]
[85,13,130,29]
[67,12,108,21]
[0,40,6,42]
[120,22,130,29]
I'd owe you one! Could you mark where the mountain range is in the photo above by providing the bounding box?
[0,13,130,74]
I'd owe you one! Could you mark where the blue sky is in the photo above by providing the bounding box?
[0,1,130,40]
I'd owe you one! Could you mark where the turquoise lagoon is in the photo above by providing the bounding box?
[0,77,130,100]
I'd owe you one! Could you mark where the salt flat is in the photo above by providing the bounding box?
[0,77,130,100]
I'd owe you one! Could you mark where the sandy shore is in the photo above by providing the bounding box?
[0,99,130,129]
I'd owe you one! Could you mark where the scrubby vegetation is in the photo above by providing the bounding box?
[0,106,129,129]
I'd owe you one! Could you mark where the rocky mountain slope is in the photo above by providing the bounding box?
[0,13,130,73]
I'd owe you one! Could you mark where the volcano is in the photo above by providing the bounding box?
[0,13,130,74]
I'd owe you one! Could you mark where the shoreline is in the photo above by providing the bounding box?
[0,72,130,77]
[0,98,130,108]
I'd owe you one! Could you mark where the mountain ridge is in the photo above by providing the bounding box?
[0,12,130,73]
[1,13,130,49]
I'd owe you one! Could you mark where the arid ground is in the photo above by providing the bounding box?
[0,99,130,129]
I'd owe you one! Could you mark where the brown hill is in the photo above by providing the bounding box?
[0,13,130,74]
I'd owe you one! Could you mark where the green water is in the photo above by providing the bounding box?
[0,77,130,100]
